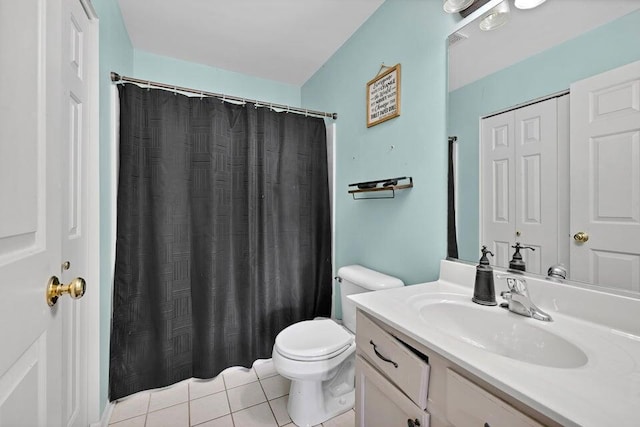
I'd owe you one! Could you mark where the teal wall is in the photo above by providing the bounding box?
[93,0,133,413]
[133,51,300,106]
[449,10,640,263]
[302,0,457,317]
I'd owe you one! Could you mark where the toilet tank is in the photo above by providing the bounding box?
[337,265,404,333]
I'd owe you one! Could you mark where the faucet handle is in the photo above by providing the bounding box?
[496,274,528,295]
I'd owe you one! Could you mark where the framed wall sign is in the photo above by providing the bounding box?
[366,63,401,127]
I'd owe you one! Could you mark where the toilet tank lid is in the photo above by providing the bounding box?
[337,265,404,290]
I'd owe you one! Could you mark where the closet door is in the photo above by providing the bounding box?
[481,111,516,268]
[481,98,560,274]
[514,98,559,275]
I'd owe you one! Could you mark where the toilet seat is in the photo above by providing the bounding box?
[275,319,354,361]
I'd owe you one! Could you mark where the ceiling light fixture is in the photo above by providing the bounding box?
[479,0,510,31]
[514,0,547,9]
[443,0,475,14]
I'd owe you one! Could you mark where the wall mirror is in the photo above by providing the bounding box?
[447,0,640,296]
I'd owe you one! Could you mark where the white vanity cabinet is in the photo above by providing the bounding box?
[356,355,430,427]
[355,310,558,427]
[355,310,431,426]
[445,369,543,427]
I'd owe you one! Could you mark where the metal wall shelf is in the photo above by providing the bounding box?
[348,176,413,200]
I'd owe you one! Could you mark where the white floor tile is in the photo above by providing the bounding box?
[190,376,225,400]
[148,381,189,412]
[108,414,146,427]
[253,359,278,379]
[268,395,291,426]
[223,367,259,388]
[227,381,267,412]
[260,375,290,400]
[192,414,234,427]
[231,402,278,427]
[109,393,150,424]
[190,391,231,426]
[146,402,189,427]
[322,410,355,427]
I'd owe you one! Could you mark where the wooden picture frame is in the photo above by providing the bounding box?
[366,63,401,127]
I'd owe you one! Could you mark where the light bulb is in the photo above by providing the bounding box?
[514,0,547,10]
[479,0,510,31]
[443,0,475,14]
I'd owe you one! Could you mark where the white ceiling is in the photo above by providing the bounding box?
[117,0,386,86]
[448,0,640,91]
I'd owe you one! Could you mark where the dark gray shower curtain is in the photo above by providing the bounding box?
[109,84,332,400]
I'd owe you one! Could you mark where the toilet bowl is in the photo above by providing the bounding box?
[272,265,404,427]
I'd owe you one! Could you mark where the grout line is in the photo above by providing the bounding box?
[144,393,150,427]
[224,378,260,391]
[187,379,192,427]
[221,371,235,427]
[257,377,282,426]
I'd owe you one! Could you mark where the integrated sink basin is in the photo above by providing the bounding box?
[414,295,588,369]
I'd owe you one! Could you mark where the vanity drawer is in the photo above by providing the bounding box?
[356,311,430,409]
[445,369,543,427]
[356,355,430,427]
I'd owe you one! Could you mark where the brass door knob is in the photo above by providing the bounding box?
[46,276,86,307]
[573,231,589,243]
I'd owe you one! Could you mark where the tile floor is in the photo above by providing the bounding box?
[108,359,355,427]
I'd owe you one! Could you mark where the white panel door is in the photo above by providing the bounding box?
[60,0,96,425]
[58,0,99,427]
[514,98,559,275]
[0,0,95,426]
[570,60,640,293]
[0,0,63,425]
[481,111,515,268]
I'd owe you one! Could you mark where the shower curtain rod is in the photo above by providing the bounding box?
[110,72,338,120]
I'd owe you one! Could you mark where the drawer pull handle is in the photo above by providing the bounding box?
[369,340,398,368]
[407,418,420,426]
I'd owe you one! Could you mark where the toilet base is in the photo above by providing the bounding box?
[286,356,355,427]
[287,381,355,427]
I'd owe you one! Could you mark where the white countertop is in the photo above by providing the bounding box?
[349,260,640,427]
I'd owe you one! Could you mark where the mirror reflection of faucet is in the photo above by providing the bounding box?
[497,274,553,322]
[509,242,535,272]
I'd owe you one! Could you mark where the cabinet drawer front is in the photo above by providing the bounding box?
[446,369,543,427]
[356,355,430,427]
[356,311,430,409]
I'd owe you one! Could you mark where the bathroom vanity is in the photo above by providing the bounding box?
[349,260,640,427]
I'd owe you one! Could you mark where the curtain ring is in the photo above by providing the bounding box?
[286,106,290,114]
[200,91,204,101]
[242,98,246,107]
[305,109,308,117]
[221,95,225,104]
[269,103,273,111]
[146,81,151,91]
[173,86,177,96]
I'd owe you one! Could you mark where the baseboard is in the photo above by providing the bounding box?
[90,401,114,427]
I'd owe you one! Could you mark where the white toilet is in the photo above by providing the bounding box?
[272,265,404,427]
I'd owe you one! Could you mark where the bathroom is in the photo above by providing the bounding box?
[1,0,639,426]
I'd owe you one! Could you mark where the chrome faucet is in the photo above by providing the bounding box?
[497,275,553,322]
